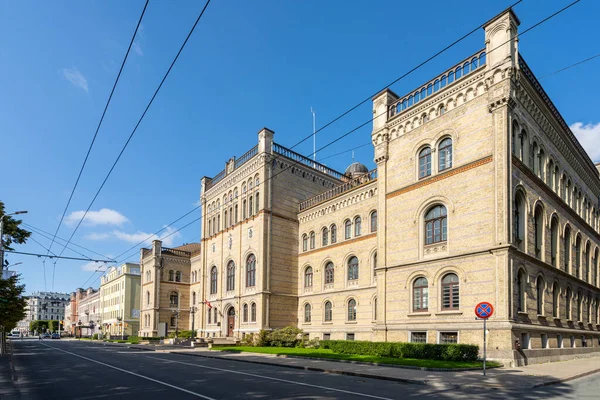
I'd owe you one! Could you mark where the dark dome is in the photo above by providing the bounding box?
[345,162,369,176]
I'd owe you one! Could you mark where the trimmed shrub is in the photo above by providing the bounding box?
[321,340,478,362]
[268,326,303,348]
[257,330,271,347]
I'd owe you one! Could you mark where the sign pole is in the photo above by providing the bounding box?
[483,317,487,376]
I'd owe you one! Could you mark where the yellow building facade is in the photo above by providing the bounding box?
[100,263,141,337]
[140,9,600,365]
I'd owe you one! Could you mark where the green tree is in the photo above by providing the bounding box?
[1,274,27,355]
[0,201,31,253]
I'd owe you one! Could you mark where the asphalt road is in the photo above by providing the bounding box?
[1,339,598,399]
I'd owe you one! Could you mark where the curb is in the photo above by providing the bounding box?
[170,351,432,387]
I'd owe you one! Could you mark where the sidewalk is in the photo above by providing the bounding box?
[74,340,600,390]
[0,341,17,398]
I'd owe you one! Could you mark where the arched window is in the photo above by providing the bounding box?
[552,282,559,318]
[517,270,526,313]
[536,277,544,315]
[534,205,543,259]
[448,70,454,84]
[347,256,359,281]
[373,252,377,276]
[344,220,351,239]
[584,242,590,283]
[593,248,599,287]
[442,273,459,310]
[175,271,182,283]
[322,227,329,246]
[169,292,179,308]
[566,287,572,320]
[192,292,196,305]
[413,277,429,312]
[210,267,218,294]
[550,217,559,267]
[248,196,253,217]
[214,307,218,323]
[255,192,259,214]
[168,270,174,282]
[354,216,361,236]
[324,301,332,321]
[224,210,228,228]
[217,214,221,231]
[325,262,334,285]
[425,205,447,245]
[331,224,337,244]
[227,261,235,291]
[304,267,313,288]
[419,147,432,178]
[302,234,308,252]
[587,294,592,323]
[309,231,315,249]
[514,193,525,250]
[370,211,377,232]
[438,138,453,171]
[575,235,581,278]
[304,303,312,323]
[455,66,462,79]
[577,292,582,322]
[243,303,248,322]
[520,130,528,165]
[564,226,571,271]
[538,148,545,180]
[246,254,256,287]
[531,142,538,174]
[242,199,247,219]
[146,291,150,306]
[471,57,478,71]
[251,303,256,322]
[347,299,357,321]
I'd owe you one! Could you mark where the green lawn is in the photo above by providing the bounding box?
[214,346,501,369]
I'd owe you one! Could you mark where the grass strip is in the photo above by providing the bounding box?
[215,346,501,369]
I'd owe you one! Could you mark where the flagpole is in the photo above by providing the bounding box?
[311,107,316,164]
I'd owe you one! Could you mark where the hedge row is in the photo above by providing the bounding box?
[320,340,478,362]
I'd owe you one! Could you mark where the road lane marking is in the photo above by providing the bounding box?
[41,344,216,400]
[146,355,394,400]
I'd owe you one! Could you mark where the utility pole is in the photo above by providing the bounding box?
[190,306,197,347]
[311,107,316,164]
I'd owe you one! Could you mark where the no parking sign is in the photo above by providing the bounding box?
[475,302,494,319]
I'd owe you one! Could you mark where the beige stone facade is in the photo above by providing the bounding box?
[100,263,141,337]
[140,9,600,365]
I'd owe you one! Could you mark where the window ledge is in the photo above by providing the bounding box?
[566,319,574,323]
[346,321,358,324]
[537,314,547,319]
[323,321,333,325]
[517,311,529,316]
[407,312,431,317]
[435,310,462,316]
[553,317,561,321]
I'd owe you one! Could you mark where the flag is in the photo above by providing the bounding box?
[205,299,212,309]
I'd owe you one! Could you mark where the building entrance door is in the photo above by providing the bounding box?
[227,308,235,337]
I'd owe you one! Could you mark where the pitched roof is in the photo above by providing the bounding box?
[173,243,202,254]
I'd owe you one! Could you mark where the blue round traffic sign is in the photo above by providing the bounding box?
[475,302,494,319]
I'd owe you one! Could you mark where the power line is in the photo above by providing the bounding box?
[23,223,111,260]
[4,250,113,263]
[55,0,212,265]
[30,229,103,261]
[47,0,149,289]
[539,51,600,80]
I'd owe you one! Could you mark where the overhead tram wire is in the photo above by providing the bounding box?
[55,0,212,266]
[79,0,579,291]
[47,0,149,288]
[4,251,113,263]
[23,223,112,260]
[539,51,600,80]
[29,229,104,261]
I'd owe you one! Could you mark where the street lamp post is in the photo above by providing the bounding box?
[116,316,123,340]
[172,309,179,339]
[190,306,197,347]
[77,320,82,339]
[0,210,27,271]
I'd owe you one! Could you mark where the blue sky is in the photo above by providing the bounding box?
[2,0,599,295]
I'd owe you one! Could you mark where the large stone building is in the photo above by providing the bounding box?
[76,288,101,337]
[140,9,600,365]
[20,291,70,333]
[100,263,141,338]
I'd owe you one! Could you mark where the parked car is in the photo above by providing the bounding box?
[42,333,51,339]
[51,333,60,339]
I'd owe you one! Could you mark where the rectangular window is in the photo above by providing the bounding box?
[557,334,563,348]
[346,333,355,341]
[521,333,530,349]
[439,332,458,344]
[541,333,548,349]
[411,332,427,343]
[323,333,331,341]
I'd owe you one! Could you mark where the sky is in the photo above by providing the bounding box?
[1,0,599,295]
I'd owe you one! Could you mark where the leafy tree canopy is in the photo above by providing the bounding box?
[0,200,31,252]
[0,274,27,332]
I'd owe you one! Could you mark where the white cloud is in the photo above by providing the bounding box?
[85,226,181,247]
[60,67,89,92]
[80,261,109,272]
[132,41,143,56]
[571,122,600,163]
[83,232,111,240]
[65,208,129,227]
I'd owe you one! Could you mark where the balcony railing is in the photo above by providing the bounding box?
[388,49,487,118]
[299,169,377,211]
[206,145,259,191]
[162,247,191,258]
[273,143,346,181]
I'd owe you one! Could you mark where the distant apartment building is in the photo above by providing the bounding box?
[18,291,70,332]
[76,288,101,337]
[100,263,141,337]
